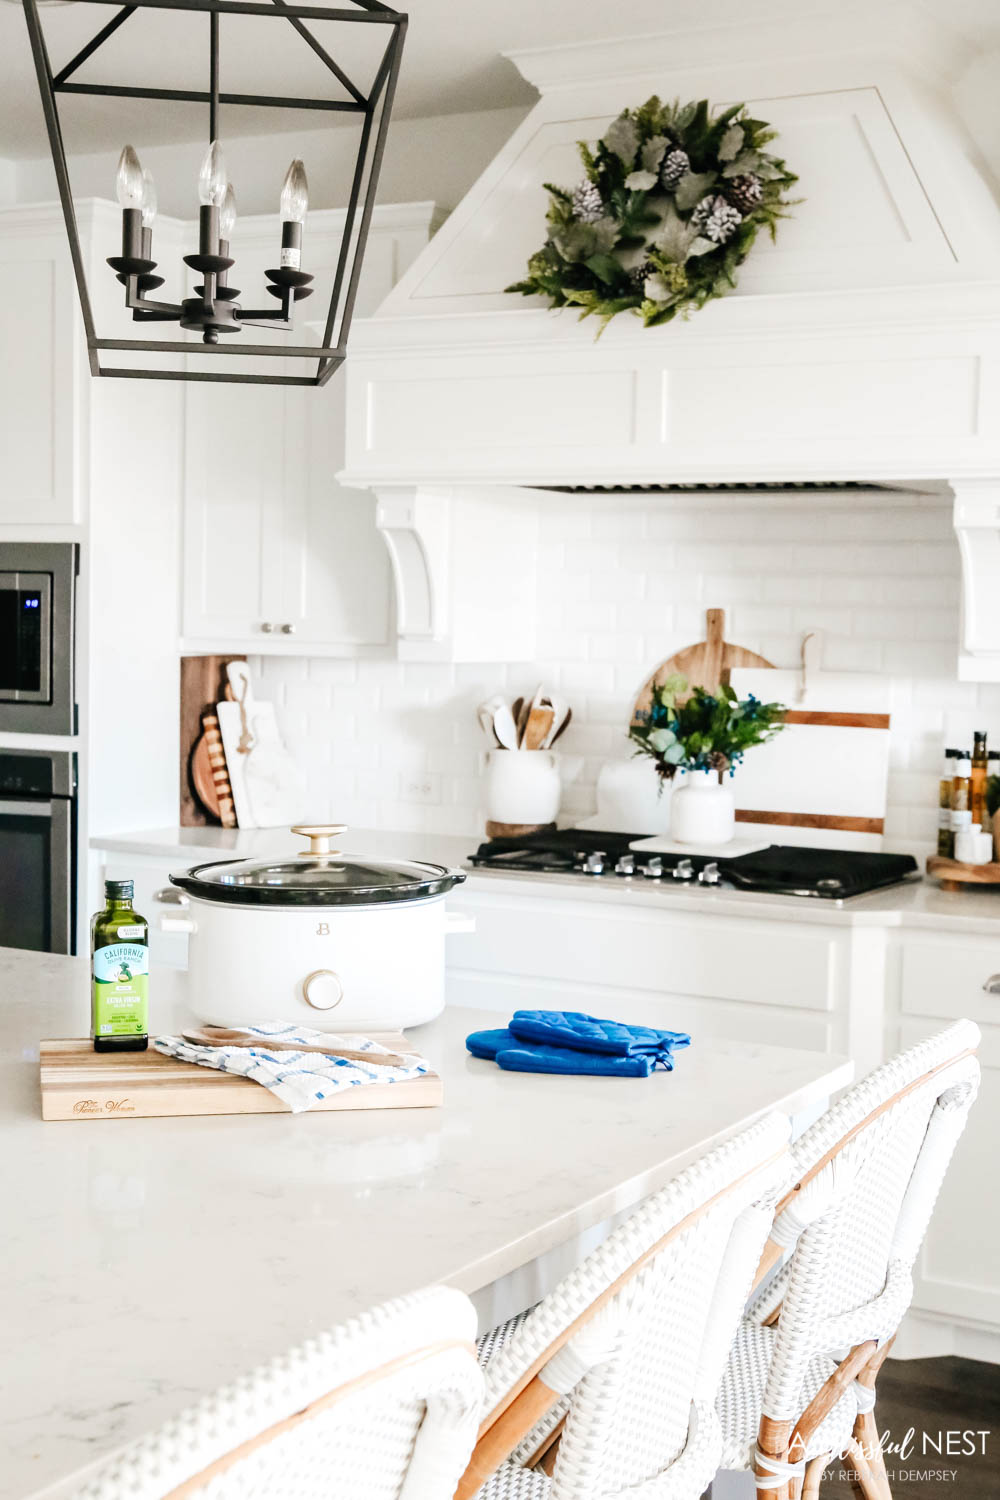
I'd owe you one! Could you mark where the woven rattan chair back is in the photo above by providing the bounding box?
[743,1020,980,1496]
[70,1287,483,1500]
[460,1109,792,1500]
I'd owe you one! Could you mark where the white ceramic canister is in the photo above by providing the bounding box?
[162,825,472,1030]
[670,771,736,846]
[483,750,562,826]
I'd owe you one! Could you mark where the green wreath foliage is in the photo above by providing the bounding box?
[506,96,798,332]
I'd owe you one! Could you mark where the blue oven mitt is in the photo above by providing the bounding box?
[508,1010,691,1057]
[465,1022,684,1076]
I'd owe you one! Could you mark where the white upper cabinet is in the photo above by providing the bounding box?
[181,203,439,652]
[0,212,80,526]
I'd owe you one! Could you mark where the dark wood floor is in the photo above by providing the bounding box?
[818,1357,998,1498]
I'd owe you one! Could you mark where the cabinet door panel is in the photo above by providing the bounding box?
[899,1015,1000,1327]
[0,248,76,522]
[182,380,282,639]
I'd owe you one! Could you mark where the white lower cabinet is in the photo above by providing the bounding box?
[445,884,886,1064]
[890,932,1000,1340]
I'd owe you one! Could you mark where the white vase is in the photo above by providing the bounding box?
[670,771,736,846]
[484,750,562,827]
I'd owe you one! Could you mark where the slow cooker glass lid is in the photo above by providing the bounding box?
[170,825,465,907]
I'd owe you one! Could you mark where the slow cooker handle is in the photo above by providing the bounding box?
[291,823,348,858]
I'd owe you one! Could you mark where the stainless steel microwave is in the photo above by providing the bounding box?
[0,542,77,735]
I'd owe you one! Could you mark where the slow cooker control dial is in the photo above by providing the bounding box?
[291,823,347,858]
[302,969,344,1010]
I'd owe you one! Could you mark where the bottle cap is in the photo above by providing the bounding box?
[105,879,134,899]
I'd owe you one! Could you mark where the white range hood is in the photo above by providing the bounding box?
[343,3,1000,677]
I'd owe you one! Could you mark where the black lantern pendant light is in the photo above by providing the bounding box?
[21,0,407,387]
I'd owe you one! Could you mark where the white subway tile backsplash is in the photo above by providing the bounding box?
[254,492,993,858]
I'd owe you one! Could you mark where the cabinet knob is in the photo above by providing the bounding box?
[281,622,295,634]
[983,974,1000,994]
[260,621,274,633]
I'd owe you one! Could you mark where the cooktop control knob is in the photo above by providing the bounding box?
[673,859,695,881]
[615,853,636,877]
[643,856,663,878]
[699,861,721,885]
[582,850,606,875]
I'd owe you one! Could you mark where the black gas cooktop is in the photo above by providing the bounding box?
[469,829,920,900]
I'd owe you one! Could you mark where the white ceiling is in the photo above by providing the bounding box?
[1,0,998,159]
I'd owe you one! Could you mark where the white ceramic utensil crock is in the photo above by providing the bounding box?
[483,750,561,826]
[162,825,471,1030]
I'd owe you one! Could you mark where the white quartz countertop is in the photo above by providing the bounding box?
[2,947,851,1500]
[90,825,1000,934]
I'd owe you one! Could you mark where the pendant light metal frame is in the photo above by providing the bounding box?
[21,0,407,386]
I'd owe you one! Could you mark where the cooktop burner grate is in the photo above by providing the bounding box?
[468,830,919,899]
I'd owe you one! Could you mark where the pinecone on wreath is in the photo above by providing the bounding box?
[572,180,605,223]
[627,258,656,295]
[691,194,742,244]
[659,146,690,191]
[726,173,763,215]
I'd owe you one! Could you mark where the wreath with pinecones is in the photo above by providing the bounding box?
[507,97,797,331]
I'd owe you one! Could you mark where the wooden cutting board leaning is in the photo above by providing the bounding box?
[216,660,307,829]
[39,1035,442,1120]
[728,634,891,851]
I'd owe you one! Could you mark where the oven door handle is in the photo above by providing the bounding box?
[0,799,53,816]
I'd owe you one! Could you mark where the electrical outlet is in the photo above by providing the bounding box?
[399,772,442,805]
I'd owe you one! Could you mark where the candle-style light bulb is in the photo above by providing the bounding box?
[140,168,157,230]
[219,182,237,242]
[279,159,308,223]
[198,140,227,208]
[279,160,308,271]
[116,145,144,209]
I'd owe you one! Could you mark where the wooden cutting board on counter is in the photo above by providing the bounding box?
[728,634,892,851]
[632,609,773,722]
[39,1036,442,1121]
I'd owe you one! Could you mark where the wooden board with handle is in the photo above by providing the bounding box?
[632,609,773,722]
[39,1035,442,1121]
[180,654,245,827]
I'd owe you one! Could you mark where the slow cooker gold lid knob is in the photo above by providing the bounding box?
[291,823,347,858]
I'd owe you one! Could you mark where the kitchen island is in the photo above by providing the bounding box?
[1,945,851,1500]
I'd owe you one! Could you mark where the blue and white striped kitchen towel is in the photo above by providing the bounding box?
[152,1021,428,1114]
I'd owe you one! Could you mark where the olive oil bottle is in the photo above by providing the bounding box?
[91,879,149,1052]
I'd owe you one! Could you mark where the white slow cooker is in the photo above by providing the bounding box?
[162,824,471,1030]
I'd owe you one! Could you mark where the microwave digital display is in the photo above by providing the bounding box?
[0,582,47,696]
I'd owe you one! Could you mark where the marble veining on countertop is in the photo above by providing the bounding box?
[91,826,1000,934]
[1,946,851,1500]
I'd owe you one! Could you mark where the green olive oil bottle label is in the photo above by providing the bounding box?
[92,943,148,1037]
[91,879,149,1052]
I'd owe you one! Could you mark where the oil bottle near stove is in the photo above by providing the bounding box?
[91,879,149,1051]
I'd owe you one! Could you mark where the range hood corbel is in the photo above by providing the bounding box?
[953,479,1000,681]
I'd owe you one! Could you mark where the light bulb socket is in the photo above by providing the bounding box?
[280,219,302,270]
[199,204,220,257]
[122,208,142,260]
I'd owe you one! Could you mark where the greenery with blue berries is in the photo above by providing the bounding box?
[630,675,787,780]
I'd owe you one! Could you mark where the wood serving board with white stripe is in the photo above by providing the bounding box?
[39,1036,443,1121]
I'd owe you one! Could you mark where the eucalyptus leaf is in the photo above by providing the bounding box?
[718,123,745,162]
[641,134,670,173]
[646,728,677,752]
[721,150,761,179]
[602,114,640,166]
[625,169,658,191]
[674,170,718,212]
[686,236,718,258]
[644,273,672,301]
[652,202,696,264]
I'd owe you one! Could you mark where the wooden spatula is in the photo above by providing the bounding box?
[181,1027,410,1067]
[631,608,774,724]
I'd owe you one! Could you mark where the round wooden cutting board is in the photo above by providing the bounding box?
[631,608,774,723]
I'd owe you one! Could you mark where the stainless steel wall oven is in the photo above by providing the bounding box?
[0,749,77,954]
